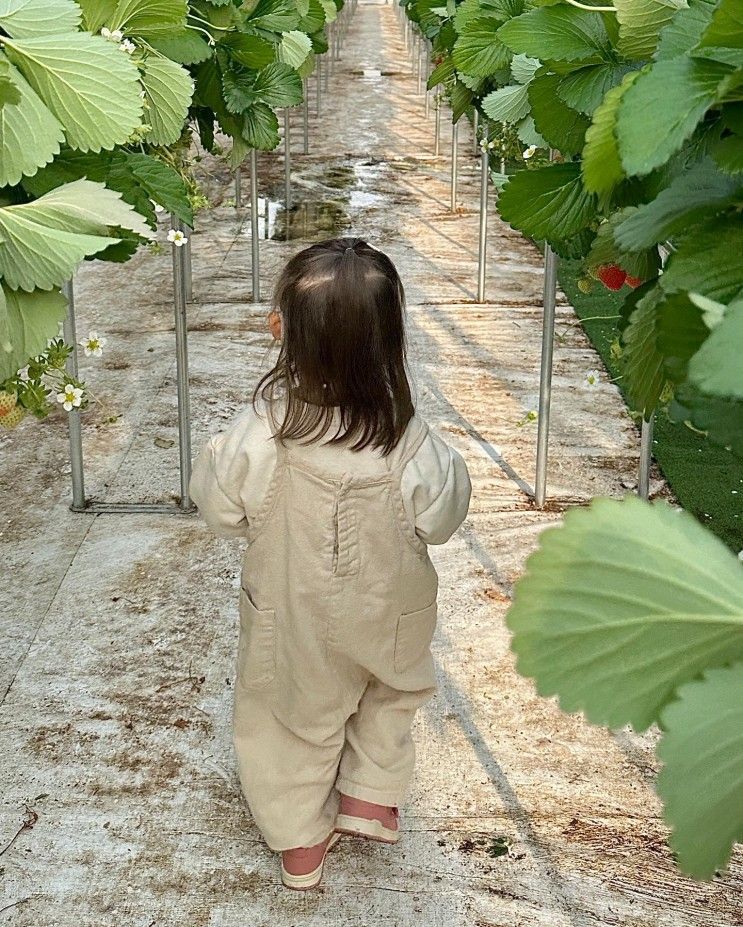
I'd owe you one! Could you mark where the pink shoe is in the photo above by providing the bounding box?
[335,794,400,844]
[281,832,342,890]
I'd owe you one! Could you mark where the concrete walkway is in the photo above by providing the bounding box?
[1,2,740,925]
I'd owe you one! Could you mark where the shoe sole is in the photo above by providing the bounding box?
[334,813,400,845]
[281,832,342,891]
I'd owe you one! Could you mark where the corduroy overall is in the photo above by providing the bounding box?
[233,418,439,851]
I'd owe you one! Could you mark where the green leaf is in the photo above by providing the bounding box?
[622,284,668,416]
[657,663,743,879]
[481,82,530,124]
[220,32,276,69]
[614,0,687,59]
[253,61,303,108]
[497,6,611,63]
[655,290,710,383]
[582,72,639,197]
[506,494,743,731]
[298,0,325,34]
[655,0,717,60]
[125,152,193,226]
[109,0,188,37]
[510,53,539,84]
[712,135,743,175]
[697,0,743,52]
[527,73,589,157]
[556,62,632,116]
[670,382,743,454]
[688,303,743,399]
[617,57,732,177]
[516,114,546,148]
[278,30,313,68]
[319,0,337,23]
[150,29,213,65]
[2,32,143,152]
[613,158,741,250]
[0,283,67,380]
[221,66,257,114]
[246,0,300,32]
[0,54,63,186]
[0,58,21,106]
[428,56,456,89]
[75,0,117,33]
[0,179,153,291]
[140,53,193,147]
[453,18,511,77]
[450,78,474,121]
[497,162,597,245]
[0,0,81,38]
[586,212,661,278]
[241,100,279,149]
[660,215,743,302]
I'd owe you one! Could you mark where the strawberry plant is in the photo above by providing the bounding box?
[403,0,743,880]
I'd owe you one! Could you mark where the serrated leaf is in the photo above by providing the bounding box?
[247,0,300,32]
[428,56,455,89]
[0,54,63,186]
[510,53,539,84]
[497,6,611,63]
[141,53,193,147]
[0,283,67,380]
[614,0,686,59]
[497,162,597,246]
[298,0,324,34]
[221,67,256,114]
[109,0,188,37]
[660,215,743,302]
[319,0,337,22]
[253,61,303,108]
[506,494,743,731]
[0,179,153,291]
[241,100,279,149]
[657,664,743,879]
[0,0,81,38]
[278,30,312,68]
[617,57,731,177]
[670,382,743,454]
[75,0,117,33]
[220,32,276,69]
[614,158,740,250]
[556,62,632,116]
[582,72,638,197]
[450,78,473,121]
[516,114,546,148]
[481,82,530,124]
[697,0,743,51]
[655,290,710,383]
[3,32,143,152]
[0,58,21,106]
[527,73,589,157]
[151,29,212,65]
[453,17,511,77]
[688,303,743,399]
[125,152,193,226]
[655,0,717,60]
[712,135,743,175]
[622,284,668,415]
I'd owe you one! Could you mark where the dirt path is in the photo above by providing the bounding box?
[1,2,740,925]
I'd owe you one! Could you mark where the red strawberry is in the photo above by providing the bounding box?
[0,390,16,416]
[597,264,627,291]
[625,275,643,289]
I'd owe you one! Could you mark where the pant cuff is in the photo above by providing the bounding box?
[335,776,407,807]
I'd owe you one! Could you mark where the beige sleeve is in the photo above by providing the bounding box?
[189,407,275,538]
[401,429,472,545]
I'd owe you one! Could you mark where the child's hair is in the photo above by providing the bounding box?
[254,237,414,455]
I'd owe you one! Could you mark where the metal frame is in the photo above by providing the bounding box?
[638,414,654,500]
[63,214,194,514]
[477,123,489,303]
[534,245,558,509]
[284,108,292,210]
[250,148,260,303]
[450,121,458,213]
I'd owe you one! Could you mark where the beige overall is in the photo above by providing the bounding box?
[233,418,439,851]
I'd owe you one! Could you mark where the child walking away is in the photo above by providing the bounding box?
[190,238,471,890]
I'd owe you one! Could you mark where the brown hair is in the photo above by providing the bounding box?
[254,237,414,455]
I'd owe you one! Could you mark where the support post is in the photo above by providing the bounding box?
[302,79,309,154]
[477,135,489,303]
[434,94,441,156]
[171,215,193,511]
[182,226,192,303]
[638,415,655,500]
[534,245,558,509]
[62,279,86,512]
[473,109,479,156]
[450,121,458,213]
[284,108,292,210]
[250,148,260,303]
[316,57,322,116]
[235,168,242,207]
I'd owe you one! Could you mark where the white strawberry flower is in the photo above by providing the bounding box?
[167,229,188,247]
[479,138,496,152]
[57,384,84,412]
[119,38,136,54]
[583,369,600,388]
[101,27,123,42]
[523,145,538,159]
[79,332,107,357]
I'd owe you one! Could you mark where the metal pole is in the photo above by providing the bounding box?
[235,168,242,208]
[324,45,329,90]
[638,414,654,500]
[417,42,423,94]
[450,121,458,212]
[473,110,479,156]
[434,95,441,156]
[170,215,192,511]
[534,245,559,508]
[250,148,260,303]
[62,279,86,511]
[302,79,309,154]
[477,138,489,302]
[316,57,322,115]
[284,108,292,210]
[182,226,192,302]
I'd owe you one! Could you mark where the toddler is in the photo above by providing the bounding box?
[190,237,471,889]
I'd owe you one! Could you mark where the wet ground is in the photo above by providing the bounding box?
[1,2,741,925]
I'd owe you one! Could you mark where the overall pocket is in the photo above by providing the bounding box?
[394,601,438,673]
[237,588,276,689]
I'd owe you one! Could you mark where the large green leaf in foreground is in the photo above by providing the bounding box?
[506,496,743,731]
[657,663,743,878]
[0,283,66,380]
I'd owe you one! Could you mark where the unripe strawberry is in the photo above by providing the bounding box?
[577,276,594,294]
[0,405,26,429]
[625,275,643,289]
[0,390,16,416]
[597,264,627,291]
